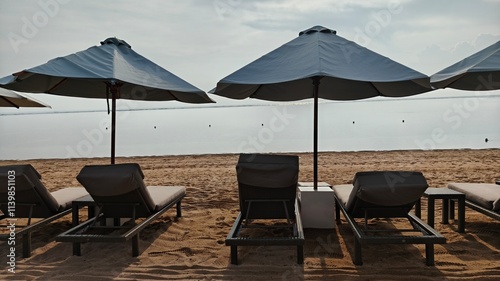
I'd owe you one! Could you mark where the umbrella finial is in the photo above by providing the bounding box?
[299,26,336,36]
[100,37,132,48]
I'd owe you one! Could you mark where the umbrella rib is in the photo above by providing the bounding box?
[440,73,467,89]
[1,96,20,108]
[47,77,68,93]
[249,84,264,98]
[368,82,383,96]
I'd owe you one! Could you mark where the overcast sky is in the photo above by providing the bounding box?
[0,0,499,112]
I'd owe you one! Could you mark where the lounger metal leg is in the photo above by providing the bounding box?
[71,204,82,256]
[88,205,96,219]
[244,202,252,226]
[22,232,32,258]
[72,206,80,227]
[425,244,434,266]
[132,234,139,257]
[297,245,304,264]
[22,205,34,258]
[414,198,421,218]
[335,200,341,225]
[230,246,238,265]
[176,201,182,217]
[354,239,363,265]
[73,242,81,256]
[283,201,291,225]
[27,205,34,226]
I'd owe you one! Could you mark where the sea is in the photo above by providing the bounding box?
[1,94,499,160]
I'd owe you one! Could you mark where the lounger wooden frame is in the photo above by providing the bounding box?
[449,198,500,221]
[225,198,305,265]
[334,194,446,266]
[1,164,88,258]
[0,204,72,258]
[56,194,184,257]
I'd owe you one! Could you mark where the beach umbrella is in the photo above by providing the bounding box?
[0,88,51,108]
[0,37,214,164]
[212,26,432,189]
[431,41,500,91]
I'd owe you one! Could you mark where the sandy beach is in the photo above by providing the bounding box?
[1,149,499,280]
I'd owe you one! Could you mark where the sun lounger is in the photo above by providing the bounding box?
[226,153,304,265]
[333,171,446,266]
[447,183,500,220]
[0,164,88,258]
[55,163,185,257]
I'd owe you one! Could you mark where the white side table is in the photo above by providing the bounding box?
[297,182,335,229]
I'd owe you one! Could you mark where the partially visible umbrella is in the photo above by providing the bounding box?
[212,26,433,189]
[0,88,51,108]
[431,41,500,90]
[0,37,214,163]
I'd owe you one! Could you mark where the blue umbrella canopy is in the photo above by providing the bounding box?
[0,37,213,103]
[431,40,500,91]
[212,26,432,189]
[0,37,213,163]
[214,26,431,101]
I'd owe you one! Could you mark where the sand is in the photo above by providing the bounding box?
[1,149,499,280]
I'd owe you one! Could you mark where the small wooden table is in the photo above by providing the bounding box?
[72,195,96,225]
[415,187,465,233]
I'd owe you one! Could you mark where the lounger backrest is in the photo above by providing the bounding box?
[0,165,60,218]
[236,154,299,219]
[346,171,428,218]
[76,163,155,218]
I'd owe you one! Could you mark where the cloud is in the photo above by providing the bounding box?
[418,33,500,74]
[209,0,413,33]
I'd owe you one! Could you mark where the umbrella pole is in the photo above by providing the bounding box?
[312,77,321,190]
[107,81,120,165]
[111,91,116,164]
